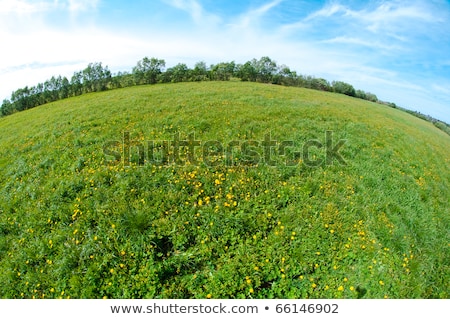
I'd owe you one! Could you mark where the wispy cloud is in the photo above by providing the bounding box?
[66,0,100,13]
[304,3,346,21]
[321,36,403,52]
[283,1,445,37]
[432,83,450,96]
[0,0,52,13]
[163,0,221,25]
[0,0,100,14]
[229,0,283,29]
[351,2,440,34]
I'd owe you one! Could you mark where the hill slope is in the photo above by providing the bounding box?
[0,82,449,298]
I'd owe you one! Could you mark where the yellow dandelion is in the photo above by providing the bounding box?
[311,283,317,288]
[249,288,254,293]
[350,286,355,291]
[206,294,212,299]
[338,286,344,291]
[379,280,384,285]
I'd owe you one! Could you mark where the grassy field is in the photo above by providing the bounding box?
[0,81,448,299]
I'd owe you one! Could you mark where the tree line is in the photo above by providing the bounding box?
[1,56,448,133]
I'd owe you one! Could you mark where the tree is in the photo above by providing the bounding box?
[273,65,298,86]
[355,90,366,100]
[311,78,332,92]
[332,81,356,97]
[11,87,32,111]
[365,92,378,103]
[71,71,83,96]
[81,62,112,92]
[192,61,209,81]
[356,90,377,102]
[237,62,257,82]
[254,56,277,83]
[1,99,13,116]
[133,57,166,85]
[168,63,190,83]
[59,77,70,99]
[210,61,235,81]
[112,71,134,88]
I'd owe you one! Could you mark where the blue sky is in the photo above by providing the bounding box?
[1,0,449,122]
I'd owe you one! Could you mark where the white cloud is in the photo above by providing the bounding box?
[283,0,443,37]
[0,0,100,14]
[67,0,100,12]
[163,0,221,25]
[304,3,347,21]
[321,36,403,52]
[431,83,450,96]
[0,0,52,13]
[228,0,283,29]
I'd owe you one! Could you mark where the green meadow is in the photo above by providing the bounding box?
[0,81,448,298]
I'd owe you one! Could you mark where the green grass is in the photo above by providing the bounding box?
[0,81,449,299]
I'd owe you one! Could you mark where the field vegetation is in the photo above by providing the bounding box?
[0,81,448,299]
